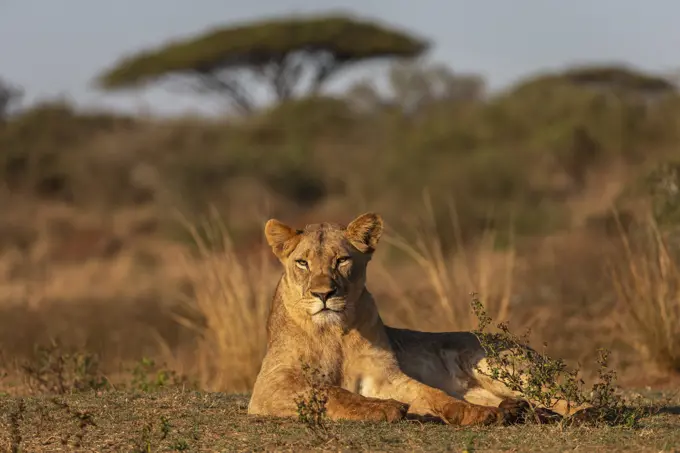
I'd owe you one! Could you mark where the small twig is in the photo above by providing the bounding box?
[10,398,25,453]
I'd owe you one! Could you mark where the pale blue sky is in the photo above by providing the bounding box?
[1,0,679,115]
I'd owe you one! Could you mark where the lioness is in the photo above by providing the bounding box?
[248,213,582,425]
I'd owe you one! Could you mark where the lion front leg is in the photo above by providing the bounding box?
[323,386,409,422]
[363,372,531,426]
[248,370,408,423]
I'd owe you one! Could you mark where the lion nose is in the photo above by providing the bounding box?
[311,288,337,303]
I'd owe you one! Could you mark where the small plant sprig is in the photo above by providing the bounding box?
[129,357,196,393]
[130,421,154,453]
[470,292,646,427]
[20,340,109,395]
[294,362,332,439]
[10,398,25,453]
[127,415,192,452]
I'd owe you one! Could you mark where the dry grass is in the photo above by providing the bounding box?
[379,196,519,332]
[0,199,677,397]
[611,214,680,372]
[172,210,276,393]
[0,202,188,308]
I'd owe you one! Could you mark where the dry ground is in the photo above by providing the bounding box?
[1,389,679,452]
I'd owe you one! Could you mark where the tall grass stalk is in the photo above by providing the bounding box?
[174,208,274,392]
[611,213,680,372]
[380,193,515,331]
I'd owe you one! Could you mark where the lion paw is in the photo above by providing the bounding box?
[365,398,409,422]
[381,399,410,422]
[498,398,563,425]
[476,406,505,426]
[440,401,501,426]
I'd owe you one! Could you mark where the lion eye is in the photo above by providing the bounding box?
[336,256,351,267]
[295,259,309,269]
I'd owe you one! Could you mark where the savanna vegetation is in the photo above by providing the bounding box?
[1,12,680,452]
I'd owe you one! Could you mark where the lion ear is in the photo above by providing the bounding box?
[345,212,384,254]
[264,219,302,260]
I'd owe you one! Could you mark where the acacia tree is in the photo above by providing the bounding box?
[514,65,677,102]
[96,14,428,114]
[560,65,676,96]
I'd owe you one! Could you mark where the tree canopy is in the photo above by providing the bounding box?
[510,64,677,99]
[96,14,428,113]
[561,65,675,94]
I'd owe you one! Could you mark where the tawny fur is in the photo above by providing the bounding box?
[247,213,583,425]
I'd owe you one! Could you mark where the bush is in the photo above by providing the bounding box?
[471,294,647,427]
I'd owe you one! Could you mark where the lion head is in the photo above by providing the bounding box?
[264,212,383,328]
